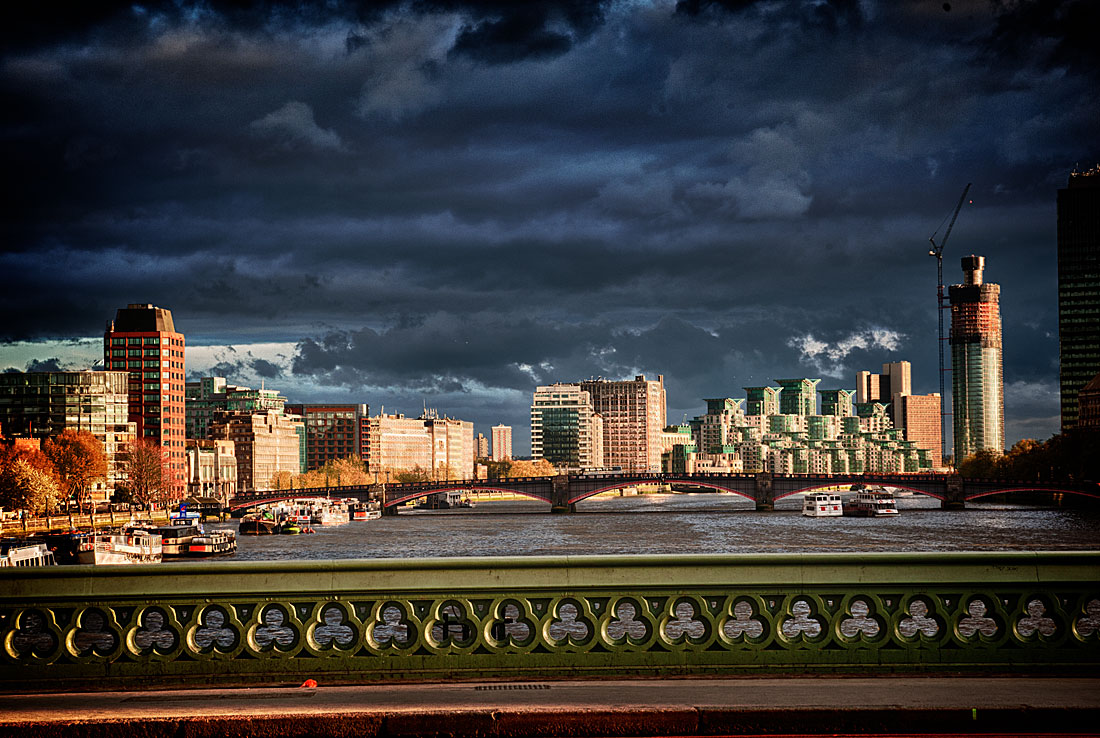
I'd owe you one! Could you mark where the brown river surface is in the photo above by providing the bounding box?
[200,492,1100,561]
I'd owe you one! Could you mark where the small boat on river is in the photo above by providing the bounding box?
[239,513,279,535]
[351,501,382,521]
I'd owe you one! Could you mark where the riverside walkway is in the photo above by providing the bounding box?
[2,676,1098,736]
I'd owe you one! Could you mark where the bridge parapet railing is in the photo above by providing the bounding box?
[1,552,1097,690]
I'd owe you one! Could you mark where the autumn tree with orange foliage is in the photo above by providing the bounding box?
[43,429,107,514]
[0,444,61,515]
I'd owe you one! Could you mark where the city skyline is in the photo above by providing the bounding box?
[3,1,1097,456]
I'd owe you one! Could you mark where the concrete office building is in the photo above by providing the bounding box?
[0,370,136,502]
[856,361,912,428]
[104,303,186,496]
[950,256,1005,459]
[363,412,474,481]
[853,361,942,468]
[491,424,513,461]
[186,377,287,441]
[580,375,667,473]
[530,384,604,470]
[284,403,369,471]
[210,410,304,492]
[1057,167,1100,430]
[475,433,489,459]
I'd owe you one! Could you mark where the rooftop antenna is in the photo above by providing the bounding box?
[928,183,971,466]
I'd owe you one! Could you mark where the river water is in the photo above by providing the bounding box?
[202,492,1100,562]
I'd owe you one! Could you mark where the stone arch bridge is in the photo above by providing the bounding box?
[228,472,1100,514]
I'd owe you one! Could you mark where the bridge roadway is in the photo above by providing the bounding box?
[2,676,1098,737]
[229,471,1100,514]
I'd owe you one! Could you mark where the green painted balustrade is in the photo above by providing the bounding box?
[1,552,1098,690]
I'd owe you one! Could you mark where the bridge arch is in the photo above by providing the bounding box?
[566,477,756,506]
[772,483,947,502]
[963,486,1100,502]
[385,484,551,507]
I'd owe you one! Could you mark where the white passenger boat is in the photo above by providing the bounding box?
[1,541,57,567]
[802,492,843,517]
[844,489,900,517]
[77,531,162,565]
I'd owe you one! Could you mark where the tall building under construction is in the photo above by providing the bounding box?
[949,256,1005,460]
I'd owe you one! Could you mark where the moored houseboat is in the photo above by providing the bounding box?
[186,529,237,556]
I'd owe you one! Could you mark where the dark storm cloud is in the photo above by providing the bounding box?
[24,358,64,373]
[249,358,284,379]
[2,0,1094,449]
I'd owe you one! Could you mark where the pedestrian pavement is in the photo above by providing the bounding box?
[1,676,1097,736]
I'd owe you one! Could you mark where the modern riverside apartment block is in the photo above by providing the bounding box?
[819,389,855,417]
[104,303,187,496]
[950,256,1005,460]
[1057,167,1100,431]
[530,383,604,470]
[776,378,820,416]
[0,370,136,502]
[665,381,936,476]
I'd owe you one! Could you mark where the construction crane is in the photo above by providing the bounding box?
[928,183,971,466]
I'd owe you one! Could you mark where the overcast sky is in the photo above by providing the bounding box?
[2,0,1095,455]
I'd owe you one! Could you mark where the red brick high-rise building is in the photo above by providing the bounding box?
[104,303,187,497]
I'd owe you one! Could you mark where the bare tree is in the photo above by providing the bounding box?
[123,438,171,511]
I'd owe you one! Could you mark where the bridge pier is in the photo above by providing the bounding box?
[550,475,573,514]
[941,477,966,510]
[755,472,774,512]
